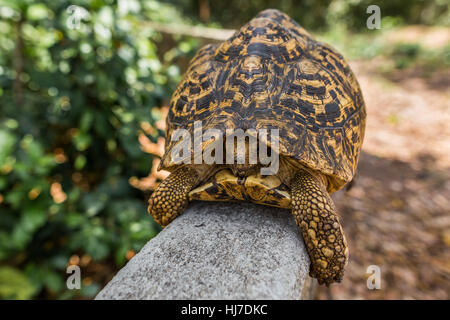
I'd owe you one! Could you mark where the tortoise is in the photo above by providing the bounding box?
[148,9,366,285]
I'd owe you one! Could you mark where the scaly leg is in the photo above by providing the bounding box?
[148,166,200,227]
[290,169,349,285]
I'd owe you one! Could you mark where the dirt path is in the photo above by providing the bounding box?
[317,61,450,299]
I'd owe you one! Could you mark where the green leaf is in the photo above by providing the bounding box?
[85,236,110,260]
[26,4,48,21]
[42,270,64,293]
[74,154,87,170]
[81,192,108,217]
[0,129,17,165]
[0,267,36,300]
[79,111,94,132]
[73,132,92,151]
[11,205,48,249]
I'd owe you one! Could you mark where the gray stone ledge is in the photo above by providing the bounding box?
[96,201,315,300]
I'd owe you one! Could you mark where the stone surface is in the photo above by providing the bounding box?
[96,201,314,300]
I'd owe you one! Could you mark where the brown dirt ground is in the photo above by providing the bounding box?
[316,60,450,299]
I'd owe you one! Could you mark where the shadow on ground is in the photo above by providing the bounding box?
[317,151,450,299]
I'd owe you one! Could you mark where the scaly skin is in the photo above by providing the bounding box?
[148,166,200,227]
[149,163,348,285]
[290,169,349,285]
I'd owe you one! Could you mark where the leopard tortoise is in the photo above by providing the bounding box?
[148,9,366,285]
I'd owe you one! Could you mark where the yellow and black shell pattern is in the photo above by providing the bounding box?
[160,9,366,192]
[188,169,292,208]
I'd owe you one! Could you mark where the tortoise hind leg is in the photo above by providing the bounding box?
[148,166,200,227]
[290,169,349,286]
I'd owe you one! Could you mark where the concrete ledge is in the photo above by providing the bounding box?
[96,201,315,300]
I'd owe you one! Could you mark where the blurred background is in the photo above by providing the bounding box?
[0,0,448,299]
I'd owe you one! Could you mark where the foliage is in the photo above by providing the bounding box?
[0,266,36,299]
[0,0,198,299]
[167,0,450,31]
[318,24,450,72]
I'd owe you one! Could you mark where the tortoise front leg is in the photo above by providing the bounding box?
[290,169,349,286]
[148,166,200,227]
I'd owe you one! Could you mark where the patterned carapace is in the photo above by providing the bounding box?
[160,9,366,193]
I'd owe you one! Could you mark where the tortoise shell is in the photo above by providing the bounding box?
[160,9,366,192]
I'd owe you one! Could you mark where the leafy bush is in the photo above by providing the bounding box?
[168,0,450,31]
[0,0,198,299]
